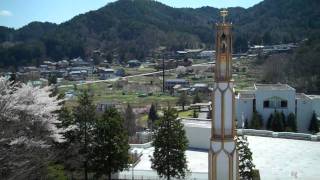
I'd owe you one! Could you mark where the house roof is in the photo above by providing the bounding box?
[254,83,295,91]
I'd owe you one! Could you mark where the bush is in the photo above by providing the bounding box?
[267,114,273,130]
[309,111,319,134]
[286,113,297,132]
[271,111,285,132]
[250,111,263,129]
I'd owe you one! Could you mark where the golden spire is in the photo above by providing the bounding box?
[220,8,228,23]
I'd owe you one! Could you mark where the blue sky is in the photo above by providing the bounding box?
[0,0,263,29]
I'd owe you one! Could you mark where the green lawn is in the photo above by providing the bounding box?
[178,110,194,118]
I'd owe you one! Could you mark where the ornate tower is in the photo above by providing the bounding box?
[209,9,239,180]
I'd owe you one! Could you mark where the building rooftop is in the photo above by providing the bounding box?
[193,83,208,88]
[307,95,320,99]
[296,93,311,100]
[238,93,255,99]
[182,119,211,128]
[120,136,320,180]
[254,83,295,91]
[236,90,255,99]
[165,79,188,83]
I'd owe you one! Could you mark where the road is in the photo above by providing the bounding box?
[58,62,210,88]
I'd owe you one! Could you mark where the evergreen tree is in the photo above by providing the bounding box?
[91,107,129,179]
[123,104,136,137]
[286,113,297,132]
[192,109,198,118]
[58,106,74,140]
[73,90,96,180]
[309,111,319,134]
[48,74,57,85]
[250,111,263,129]
[236,136,255,180]
[272,111,284,132]
[267,113,273,130]
[151,107,189,180]
[148,103,159,131]
[177,92,189,111]
[192,92,202,104]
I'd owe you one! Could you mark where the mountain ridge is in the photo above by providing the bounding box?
[0,0,319,67]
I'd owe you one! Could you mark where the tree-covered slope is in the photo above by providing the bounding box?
[0,0,319,67]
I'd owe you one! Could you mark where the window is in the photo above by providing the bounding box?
[264,97,288,109]
[281,100,288,108]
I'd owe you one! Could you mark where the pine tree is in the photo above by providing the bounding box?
[280,111,286,129]
[272,111,284,132]
[236,136,255,180]
[286,113,297,132]
[192,109,198,118]
[123,104,136,137]
[73,90,96,180]
[309,111,319,134]
[148,103,159,131]
[58,106,75,141]
[91,107,129,179]
[192,92,202,104]
[177,92,189,111]
[250,111,263,129]
[267,113,273,130]
[48,74,57,85]
[151,107,189,180]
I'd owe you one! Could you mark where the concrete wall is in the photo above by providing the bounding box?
[235,98,253,128]
[311,98,320,116]
[297,98,313,132]
[255,89,296,128]
[183,122,211,150]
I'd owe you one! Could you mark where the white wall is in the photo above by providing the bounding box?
[297,98,313,132]
[235,98,253,128]
[311,98,320,116]
[183,122,211,150]
[255,89,296,128]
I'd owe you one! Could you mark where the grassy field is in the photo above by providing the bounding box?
[59,81,177,108]
[58,58,259,109]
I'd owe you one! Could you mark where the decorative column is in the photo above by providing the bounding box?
[209,9,239,180]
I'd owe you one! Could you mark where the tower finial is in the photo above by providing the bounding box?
[220,8,228,23]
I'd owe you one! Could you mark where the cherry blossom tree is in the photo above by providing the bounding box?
[0,77,63,179]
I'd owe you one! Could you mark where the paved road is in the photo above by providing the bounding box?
[59,62,210,88]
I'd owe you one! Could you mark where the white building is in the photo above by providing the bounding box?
[236,83,320,132]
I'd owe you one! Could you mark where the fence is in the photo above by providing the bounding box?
[119,170,208,180]
[130,141,153,149]
[237,129,320,141]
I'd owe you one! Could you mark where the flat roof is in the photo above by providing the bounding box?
[239,93,255,99]
[296,93,311,100]
[193,83,208,87]
[254,83,295,91]
[120,136,320,180]
[307,95,320,99]
[165,79,188,83]
[182,119,211,128]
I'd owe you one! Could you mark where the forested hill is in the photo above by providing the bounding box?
[0,0,320,67]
